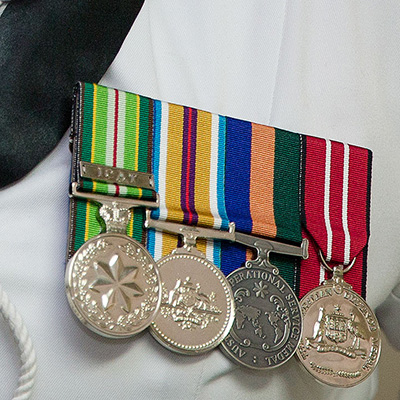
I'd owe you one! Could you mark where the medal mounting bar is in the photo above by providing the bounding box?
[70,182,159,209]
[145,210,235,253]
[70,182,159,234]
[235,232,309,275]
[80,161,155,190]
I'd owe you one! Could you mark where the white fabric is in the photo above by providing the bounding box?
[1,1,399,399]
[376,282,400,350]
[0,284,37,399]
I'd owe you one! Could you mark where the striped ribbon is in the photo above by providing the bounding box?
[147,105,303,291]
[68,83,371,299]
[299,137,372,299]
[69,82,153,255]
[220,120,302,288]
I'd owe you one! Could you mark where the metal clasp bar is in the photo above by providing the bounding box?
[79,162,155,190]
[144,210,235,252]
[70,182,159,234]
[144,209,308,273]
[235,232,309,274]
[70,182,159,209]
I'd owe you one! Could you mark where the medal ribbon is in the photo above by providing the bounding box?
[70,84,302,293]
[69,83,371,300]
[220,119,302,289]
[69,82,153,256]
[147,104,303,292]
[299,136,372,298]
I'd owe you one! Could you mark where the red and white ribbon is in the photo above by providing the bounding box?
[299,136,372,298]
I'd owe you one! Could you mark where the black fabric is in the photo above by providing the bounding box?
[0,0,144,188]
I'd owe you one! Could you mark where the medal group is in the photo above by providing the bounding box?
[65,82,381,388]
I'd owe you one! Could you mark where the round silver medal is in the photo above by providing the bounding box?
[296,279,381,387]
[220,266,302,369]
[150,250,235,354]
[66,233,161,338]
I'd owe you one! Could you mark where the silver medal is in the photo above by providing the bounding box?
[66,182,161,338]
[145,213,235,354]
[150,249,235,354]
[222,266,302,368]
[66,233,161,338]
[220,233,308,369]
[297,260,381,387]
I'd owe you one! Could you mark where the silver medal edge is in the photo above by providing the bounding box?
[220,266,303,370]
[295,282,382,388]
[65,233,162,339]
[149,253,236,355]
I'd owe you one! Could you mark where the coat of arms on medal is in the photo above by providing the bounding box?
[305,305,367,359]
[297,281,381,387]
[160,277,222,330]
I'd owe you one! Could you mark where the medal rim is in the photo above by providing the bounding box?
[220,265,303,370]
[296,281,381,388]
[65,232,162,339]
[150,252,235,355]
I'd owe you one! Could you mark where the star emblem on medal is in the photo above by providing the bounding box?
[89,252,144,313]
[253,281,269,298]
